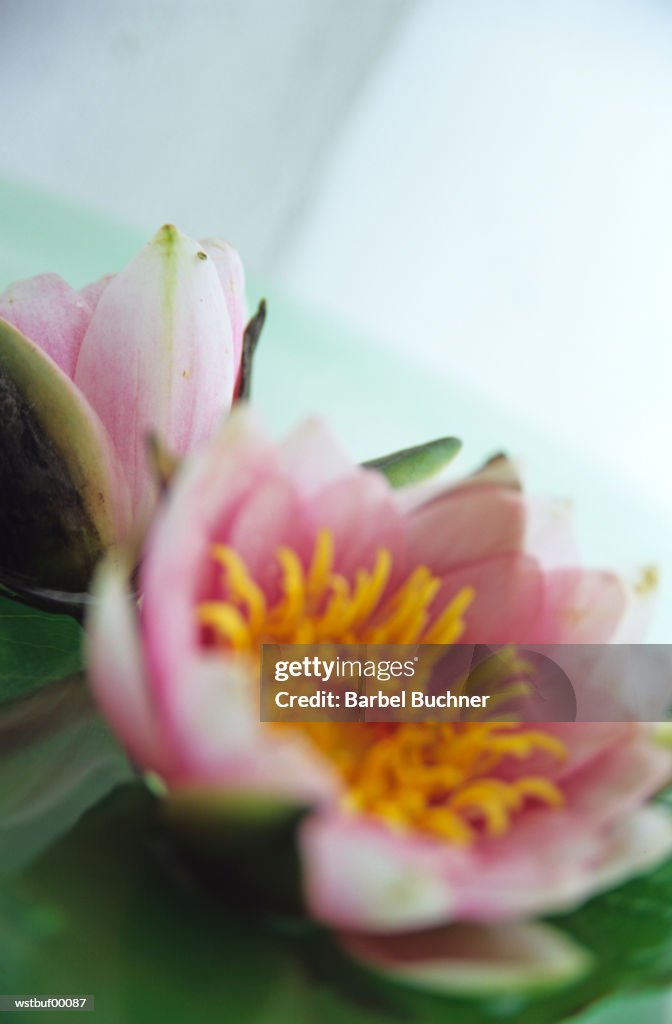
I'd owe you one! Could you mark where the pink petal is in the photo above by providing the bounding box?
[301,812,458,932]
[162,413,400,604]
[396,453,521,516]
[581,806,672,894]
[406,485,526,573]
[561,725,672,823]
[162,651,340,803]
[140,408,273,708]
[306,471,406,583]
[87,561,170,775]
[302,804,601,930]
[431,553,545,644]
[340,922,590,995]
[199,237,246,374]
[450,731,672,921]
[74,225,235,524]
[540,568,628,642]
[302,722,672,931]
[524,498,579,570]
[275,417,356,498]
[528,723,635,780]
[79,273,114,312]
[227,476,308,598]
[0,272,93,378]
[456,804,672,922]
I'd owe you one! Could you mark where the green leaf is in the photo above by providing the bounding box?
[0,594,84,702]
[2,781,672,1024]
[0,784,308,1024]
[363,437,462,488]
[0,675,132,876]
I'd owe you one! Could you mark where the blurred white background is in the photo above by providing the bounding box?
[1,0,671,517]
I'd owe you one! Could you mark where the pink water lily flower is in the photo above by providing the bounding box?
[88,411,672,993]
[0,226,245,588]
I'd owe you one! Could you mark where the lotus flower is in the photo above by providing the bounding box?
[87,411,672,992]
[0,226,245,590]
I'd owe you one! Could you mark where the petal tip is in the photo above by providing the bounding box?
[152,224,189,249]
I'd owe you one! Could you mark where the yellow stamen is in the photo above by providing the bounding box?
[199,529,472,649]
[307,528,334,596]
[303,720,566,844]
[273,547,306,626]
[211,545,267,635]
[315,575,351,639]
[423,585,476,643]
[351,549,392,627]
[196,529,566,842]
[197,602,251,649]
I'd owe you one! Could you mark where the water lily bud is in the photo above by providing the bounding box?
[0,225,247,592]
[74,225,240,523]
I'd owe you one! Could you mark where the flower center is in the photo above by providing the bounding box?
[197,528,474,647]
[300,721,566,843]
[196,529,565,842]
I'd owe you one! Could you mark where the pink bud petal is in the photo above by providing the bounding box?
[0,273,93,378]
[199,237,246,374]
[79,273,114,313]
[74,225,235,523]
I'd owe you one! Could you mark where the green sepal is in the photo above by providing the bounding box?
[235,300,267,402]
[364,436,462,488]
[0,318,121,592]
[0,674,132,875]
